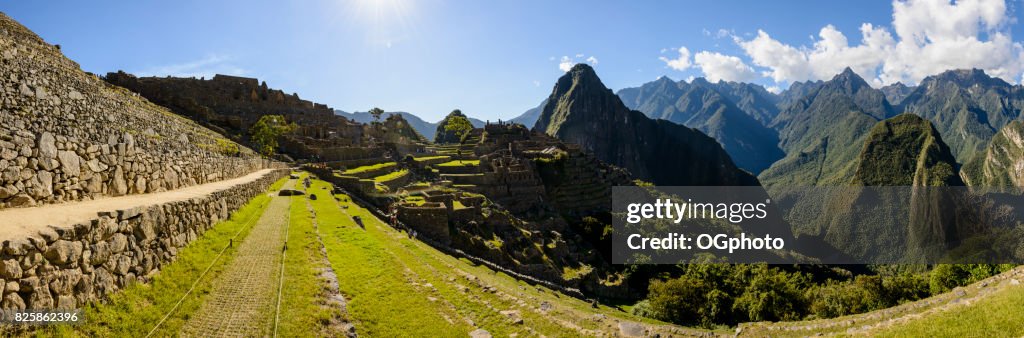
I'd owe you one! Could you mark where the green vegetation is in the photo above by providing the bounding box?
[214,138,240,156]
[277,188,345,335]
[413,155,451,162]
[250,115,296,156]
[871,284,1024,336]
[342,162,396,175]
[369,107,384,123]
[437,159,480,167]
[636,262,1012,329]
[304,177,688,336]
[853,114,962,186]
[435,109,474,143]
[373,169,409,183]
[47,177,288,337]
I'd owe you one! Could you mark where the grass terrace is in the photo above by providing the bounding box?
[342,162,396,175]
[413,155,451,162]
[437,159,480,167]
[373,169,409,183]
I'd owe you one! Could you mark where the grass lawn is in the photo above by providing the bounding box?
[870,285,1024,336]
[276,180,345,336]
[437,160,480,167]
[373,169,408,183]
[307,180,471,336]
[342,162,396,175]
[413,155,450,162]
[45,176,289,337]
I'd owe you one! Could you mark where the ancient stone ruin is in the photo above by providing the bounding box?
[0,13,286,311]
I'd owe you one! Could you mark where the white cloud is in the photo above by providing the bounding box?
[766,86,782,94]
[731,0,1024,86]
[557,54,599,72]
[135,54,247,79]
[559,56,575,72]
[693,51,759,82]
[533,80,541,87]
[658,46,692,71]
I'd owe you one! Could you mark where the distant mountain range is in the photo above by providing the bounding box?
[615,76,784,174]
[335,110,484,141]
[343,66,1024,191]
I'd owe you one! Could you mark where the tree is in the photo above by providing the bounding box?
[444,115,473,141]
[250,115,296,156]
[369,107,385,123]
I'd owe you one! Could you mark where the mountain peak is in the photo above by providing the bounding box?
[854,114,963,186]
[832,67,867,85]
[924,68,1008,88]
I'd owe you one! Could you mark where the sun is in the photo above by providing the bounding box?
[342,0,417,49]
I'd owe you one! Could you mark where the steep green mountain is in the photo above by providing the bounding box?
[962,120,1024,187]
[787,114,966,261]
[853,114,963,186]
[533,64,759,186]
[509,99,547,127]
[759,68,894,187]
[880,82,914,106]
[901,69,1024,164]
[776,79,824,111]
[434,109,476,143]
[615,77,784,173]
[336,110,485,141]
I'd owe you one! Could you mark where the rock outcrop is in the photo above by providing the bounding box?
[533,64,759,186]
[962,120,1024,188]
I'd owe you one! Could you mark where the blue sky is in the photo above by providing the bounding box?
[4,1,1023,122]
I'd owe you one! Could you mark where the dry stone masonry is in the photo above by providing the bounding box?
[0,169,286,310]
[0,13,276,209]
[0,12,289,311]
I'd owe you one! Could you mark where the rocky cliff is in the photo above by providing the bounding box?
[962,120,1024,188]
[533,64,759,186]
[0,13,273,209]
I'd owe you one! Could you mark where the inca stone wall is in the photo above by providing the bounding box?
[0,169,287,310]
[0,13,277,209]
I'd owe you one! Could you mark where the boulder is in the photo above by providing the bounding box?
[279,189,305,196]
[57,150,81,176]
[37,132,57,160]
[469,329,491,338]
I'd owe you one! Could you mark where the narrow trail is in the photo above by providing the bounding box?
[180,179,294,337]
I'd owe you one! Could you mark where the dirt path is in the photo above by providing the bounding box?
[0,169,278,241]
[180,178,294,337]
